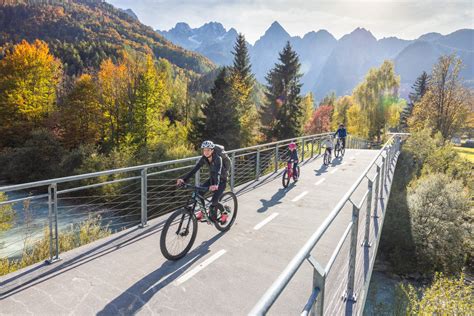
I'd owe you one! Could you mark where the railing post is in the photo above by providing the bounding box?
[140,168,148,227]
[311,138,315,158]
[344,203,359,302]
[309,257,326,316]
[362,179,373,247]
[46,183,60,264]
[230,152,235,192]
[256,149,261,180]
[301,139,306,162]
[380,155,386,199]
[274,144,279,172]
[319,138,322,155]
[373,165,381,218]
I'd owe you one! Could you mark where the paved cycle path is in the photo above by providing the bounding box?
[0,149,388,315]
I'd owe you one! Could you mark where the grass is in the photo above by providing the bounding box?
[453,147,474,163]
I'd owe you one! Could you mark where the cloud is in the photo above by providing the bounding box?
[108,0,474,43]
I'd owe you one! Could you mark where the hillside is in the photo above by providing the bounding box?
[0,0,215,75]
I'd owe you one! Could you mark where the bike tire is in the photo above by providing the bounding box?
[215,192,238,232]
[160,208,198,261]
[293,166,301,181]
[282,170,290,188]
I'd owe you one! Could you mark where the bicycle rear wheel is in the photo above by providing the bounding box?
[160,208,197,261]
[324,152,330,165]
[282,170,290,188]
[215,192,238,232]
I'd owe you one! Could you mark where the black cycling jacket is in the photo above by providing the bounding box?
[182,152,227,185]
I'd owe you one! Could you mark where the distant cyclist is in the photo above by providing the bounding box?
[177,140,230,221]
[322,136,334,158]
[288,141,299,178]
[334,123,347,149]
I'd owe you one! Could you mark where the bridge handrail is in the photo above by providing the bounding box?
[0,132,336,193]
[249,133,406,315]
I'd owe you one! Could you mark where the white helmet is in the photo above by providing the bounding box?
[200,140,215,149]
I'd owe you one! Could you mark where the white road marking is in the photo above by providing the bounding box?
[292,191,309,202]
[174,249,227,286]
[254,213,279,230]
[330,168,339,174]
[315,178,326,185]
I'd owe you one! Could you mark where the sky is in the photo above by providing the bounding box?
[108,0,474,44]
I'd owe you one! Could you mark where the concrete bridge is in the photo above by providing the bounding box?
[0,134,403,315]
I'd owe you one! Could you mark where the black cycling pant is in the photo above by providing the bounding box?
[200,179,226,207]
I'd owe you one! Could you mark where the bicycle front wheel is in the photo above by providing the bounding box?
[160,208,198,261]
[282,170,290,188]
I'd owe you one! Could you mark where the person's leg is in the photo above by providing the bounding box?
[293,161,298,177]
[210,181,226,220]
[199,179,211,196]
[342,137,346,149]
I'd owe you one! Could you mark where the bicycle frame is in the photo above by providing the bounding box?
[286,162,294,178]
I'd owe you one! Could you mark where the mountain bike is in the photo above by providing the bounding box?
[323,148,332,166]
[282,160,300,188]
[160,184,238,261]
[335,137,345,158]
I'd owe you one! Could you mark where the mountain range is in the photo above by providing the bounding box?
[159,21,474,100]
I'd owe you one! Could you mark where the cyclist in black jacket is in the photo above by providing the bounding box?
[177,140,228,221]
[288,141,299,178]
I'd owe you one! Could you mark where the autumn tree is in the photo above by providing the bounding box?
[60,74,102,149]
[353,60,400,140]
[0,40,62,148]
[305,104,333,134]
[409,55,472,139]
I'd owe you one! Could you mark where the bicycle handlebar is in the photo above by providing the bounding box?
[178,183,209,191]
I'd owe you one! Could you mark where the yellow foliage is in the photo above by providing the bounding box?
[402,273,473,315]
[347,104,369,138]
[0,192,14,232]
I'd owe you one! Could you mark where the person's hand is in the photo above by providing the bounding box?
[176,179,185,186]
[209,185,218,191]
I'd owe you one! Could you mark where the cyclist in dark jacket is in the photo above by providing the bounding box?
[334,123,347,149]
[177,140,227,221]
[288,142,299,178]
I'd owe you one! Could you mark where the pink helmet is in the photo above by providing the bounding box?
[288,142,297,150]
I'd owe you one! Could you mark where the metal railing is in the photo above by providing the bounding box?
[249,133,405,316]
[0,133,368,267]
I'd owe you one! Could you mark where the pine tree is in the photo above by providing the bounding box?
[400,71,429,130]
[230,33,259,146]
[231,33,254,88]
[261,41,303,140]
[197,67,240,149]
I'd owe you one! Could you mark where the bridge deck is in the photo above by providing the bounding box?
[0,149,389,315]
